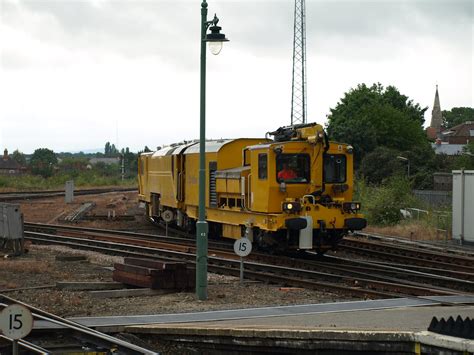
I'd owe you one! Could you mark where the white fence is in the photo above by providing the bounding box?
[412,190,451,207]
[452,170,474,244]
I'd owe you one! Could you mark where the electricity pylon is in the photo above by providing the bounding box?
[290,0,307,125]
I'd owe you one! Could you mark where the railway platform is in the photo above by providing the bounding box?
[125,298,474,354]
[35,296,474,354]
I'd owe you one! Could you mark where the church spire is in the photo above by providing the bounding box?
[430,85,442,130]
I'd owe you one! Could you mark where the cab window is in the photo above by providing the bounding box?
[324,154,346,183]
[276,154,310,183]
[258,153,267,180]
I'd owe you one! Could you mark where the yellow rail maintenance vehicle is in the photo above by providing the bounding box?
[138,123,366,253]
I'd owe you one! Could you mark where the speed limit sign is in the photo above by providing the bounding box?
[0,304,33,340]
[234,237,252,257]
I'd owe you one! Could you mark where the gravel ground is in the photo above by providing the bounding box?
[0,190,358,354]
[0,245,345,318]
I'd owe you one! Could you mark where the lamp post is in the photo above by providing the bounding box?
[397,156,410,178]
[197,0,229,301]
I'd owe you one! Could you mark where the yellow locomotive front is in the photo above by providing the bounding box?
[138,123,366,253]
[244,123,366,252]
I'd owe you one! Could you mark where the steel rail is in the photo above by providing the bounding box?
[0,296,157,354]
[25,222,233,250]
[339,240,474,274]
[354,231,474,257]
[25,229,450,295]
[0,187,137,201]
[24,223,474,294]
[310,255,474,292]
[344,236,474,266]
[24,231,466,298]
[348,259,474,281]
[0,335,49,354]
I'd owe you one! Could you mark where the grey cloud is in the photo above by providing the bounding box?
[3,0,472,69]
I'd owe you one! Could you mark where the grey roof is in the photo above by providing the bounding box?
[89,157,120,164]
[185,139,235,154]
[432,143,465,155]
[0,158,21,170]
[152,146,177,157]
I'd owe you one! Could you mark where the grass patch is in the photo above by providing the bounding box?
[0,172,136,191]
[356,176,452,240]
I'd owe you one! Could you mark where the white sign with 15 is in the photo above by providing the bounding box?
[0,304,34,340]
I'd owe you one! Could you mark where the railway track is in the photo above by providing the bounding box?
[0,294,156,354]
[0,187,137,202]
[23,223,474,299]
[339,236,474,274]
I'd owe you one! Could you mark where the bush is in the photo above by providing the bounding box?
[357,177,421,226]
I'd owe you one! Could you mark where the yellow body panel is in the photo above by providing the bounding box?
[138,123,365,250]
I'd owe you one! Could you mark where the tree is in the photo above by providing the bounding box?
[105,142,111,155]
[326,83,428,166]
[11,149,26,166]
[104,142,119,156]
[359,147,405,185]
[59,157,89,174]
[442,107,474,128]
[29,148,58,178]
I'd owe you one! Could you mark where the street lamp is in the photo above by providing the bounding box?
[197,0,229,301]
[397,156,410,178]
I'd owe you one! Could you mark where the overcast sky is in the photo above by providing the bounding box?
[1,0,472,154]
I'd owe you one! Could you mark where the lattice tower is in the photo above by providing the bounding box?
[291,0,307,125]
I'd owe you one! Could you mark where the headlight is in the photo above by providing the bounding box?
[343,202,361,212]
[283,201,301,213]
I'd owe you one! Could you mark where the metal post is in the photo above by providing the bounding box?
[407,160,410,178]
[196,0,209,301]
[121,154,125,181]
[460,169,465,245]
[240,257,244,284]
[12,340,19,355]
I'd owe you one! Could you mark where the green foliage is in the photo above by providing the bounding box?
[326,83,428,166]
[359,147,404,185]
[58,157,89,177]
[104,142,119,156]
[442,107,474,128]
[11,150,26,166]
[464,141,474,155]
[29,148,58,178]
[451,154,474,170]
[357,177,420,226]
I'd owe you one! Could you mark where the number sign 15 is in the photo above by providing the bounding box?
[0,304,34,340]
[234,238,252,257]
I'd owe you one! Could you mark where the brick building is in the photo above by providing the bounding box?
[0,149,22,175]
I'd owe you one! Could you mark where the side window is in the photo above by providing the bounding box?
[258,153,267,180]
[324,154,347,183]
[243,148,251,166]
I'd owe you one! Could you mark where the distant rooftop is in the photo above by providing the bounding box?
[431,143,466,155]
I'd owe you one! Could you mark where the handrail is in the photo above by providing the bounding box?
[247,173,252,210]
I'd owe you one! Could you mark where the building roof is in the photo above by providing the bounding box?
[432,143,466,155]
[0,158,21,170]
[89,157,120,165]
[444,121,474,136]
